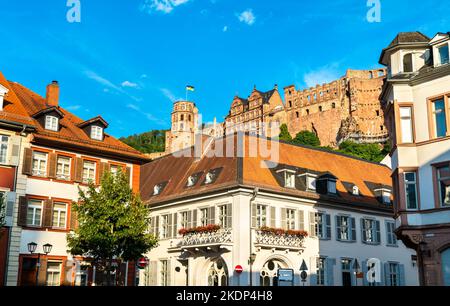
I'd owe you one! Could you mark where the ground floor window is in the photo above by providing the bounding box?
[260,259,287,287]
[46,261,62,286]
[341,259,353,287]
[316,257,326,286]
[207,259,228,286]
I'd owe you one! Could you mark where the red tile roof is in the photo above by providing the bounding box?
[1,71,148,162]
[141,134,393,212]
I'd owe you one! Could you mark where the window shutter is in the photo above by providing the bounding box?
[8,135,21,166]
[350,218,356,242]
[362,260,368,286]
[148,261,158,286]
[167,214,173,238]
[43,199,54,228]
[325,214,331,240]
[309,212,316,237]
[386,222,392,245]
[98,162,108,182]
[173,213,178,237]
[399,264,405,286]
[384,263,390,286]
[326,258,336,286]
[361,219,367,243]
[22,148,33,175]
[226,204,232,229]
[70,206,78,230]
[48,153,57,179]
[192,210,197,228]
[297,210,304,230]
[309,257,317,286]
[336,216,342,241]
[126,167,131,183]
[167,260,172,286]
[154,216,160,238]
[281,208,287,230]
[270,206,276,228]
[6,191,16,217]
[375,221,381,244]
[74,157,83,183]
[208,206,215,225]
[251,204,257,228]
[17,196,28,226]
[350,259,357,286]
[378,261,385,286]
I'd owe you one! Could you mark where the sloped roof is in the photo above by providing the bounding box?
[3,74,147,162]
[141,134,393,211]
[387,32,430,48]
[255,89,276,104]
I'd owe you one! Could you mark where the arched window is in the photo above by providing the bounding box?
[332,103,336,109]
[288,101,292,108]
[319,106,323,112]
[403,54,413,73]
[260,259,288,286]
[306,109,310,115]
[188,115,192,122]
[180,114,184,121]
[207,259,228,287]
[296,112,299,118]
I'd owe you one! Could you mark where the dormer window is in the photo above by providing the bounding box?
[285,172,295,188]
[153,185,162,196]
[205,172,214,184]
[403,53,413,73]
[306,174,317,191]
[352,185,360,196]
[45,115,59,131]
[382,190,392,205]
[187,176,196,187]
[327,180,337,194]
[91,126,103,140]
[438,44,449,66]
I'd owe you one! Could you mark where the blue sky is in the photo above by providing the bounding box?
[1,0,449,137]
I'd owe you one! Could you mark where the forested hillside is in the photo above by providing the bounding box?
[119,130,166,154]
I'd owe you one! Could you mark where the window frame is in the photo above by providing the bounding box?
[200,208,209,227]
[32,151,48,177]
[218,205,228,229]
[433,162,450,208]
[90,125,104,141]
[404,171,419,211]
[386,221,398,247]
[427,96,450,140]
[361,218,380,245]
[160,215,170,239]
[0,134,9,164]
[395,103,415,144]
[316,257,327,286]
[387,262,401,286]
[82,160,97,184]
[45,115,59,131]
[46,260,63,286]
[52,202,68,229]
[26,199,44,227]
[160,260,169,286]
[56,155,72,181]
[437,43,450,66]
[256,204,267,229]
[336,215,351,241]
[286,209,296,230]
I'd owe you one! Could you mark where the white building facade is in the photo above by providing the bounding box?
[140,135,419,286]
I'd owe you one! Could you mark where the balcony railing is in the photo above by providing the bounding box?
[255,230,306,250]
[178,228,233,248]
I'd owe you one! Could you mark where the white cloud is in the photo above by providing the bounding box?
[161,88,182,102]
[223,26,228,32]
[121,81,139,88]
[84,70,122,92]
[238,9,255,25]
[127,103,167,126]
[65,105,81,111]
[140,0,190,14]
[303,64,341,88]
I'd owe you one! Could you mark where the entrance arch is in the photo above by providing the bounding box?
[259,258,289,286]
[442,248,450,286]
[207,258,228,287]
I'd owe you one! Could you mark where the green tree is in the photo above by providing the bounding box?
[279,124,293,142]
[67,170,157,286]
[338,141,385,163]
[120,130,166,154]
[292,131,321,147]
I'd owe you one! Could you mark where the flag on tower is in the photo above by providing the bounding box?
[186,85,195,92]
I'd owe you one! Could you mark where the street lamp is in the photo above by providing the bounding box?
[353,259,361,286]
[27,242,53,286]
[248,253,257,286]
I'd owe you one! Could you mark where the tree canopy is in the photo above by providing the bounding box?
[292,130,321,147]
[279,124,293,142]
[67,170,157,285]
[120,130,166,153]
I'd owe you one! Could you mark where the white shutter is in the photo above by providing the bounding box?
[309,212,317,237]
[7,135,21,166]
[5,191,16,227]
[297,210,304,230]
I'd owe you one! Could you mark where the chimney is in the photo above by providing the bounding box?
[274,84,278,90]
[46,81,59,106]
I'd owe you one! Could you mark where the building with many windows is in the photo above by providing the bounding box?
[380,31,450,285]
[0,71,149,286]
[139,133,418,286]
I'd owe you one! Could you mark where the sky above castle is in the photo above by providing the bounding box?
[1,0,449,137]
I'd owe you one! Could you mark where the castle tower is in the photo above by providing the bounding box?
[165,100,199,153]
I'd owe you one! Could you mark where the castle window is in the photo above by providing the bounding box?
[319,106,323,112]
[381,126,384,131]
[289,101,292,108]
[369,71,374,79]
[314,93,317,100]
[296,112,299,118]
[332,103,336,109]
[376,110,380,116]
[403,53,413,73]
[306,109,310,115]
[181,114,184,121]
[188,115,192,122]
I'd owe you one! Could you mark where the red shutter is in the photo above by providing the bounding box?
[48,153,57,179]
[22,148,33,175]
[17,196,28,226]
[74,158,83,183]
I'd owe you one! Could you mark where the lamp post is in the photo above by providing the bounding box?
[353,259,361,286]
[28,242,53,286]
